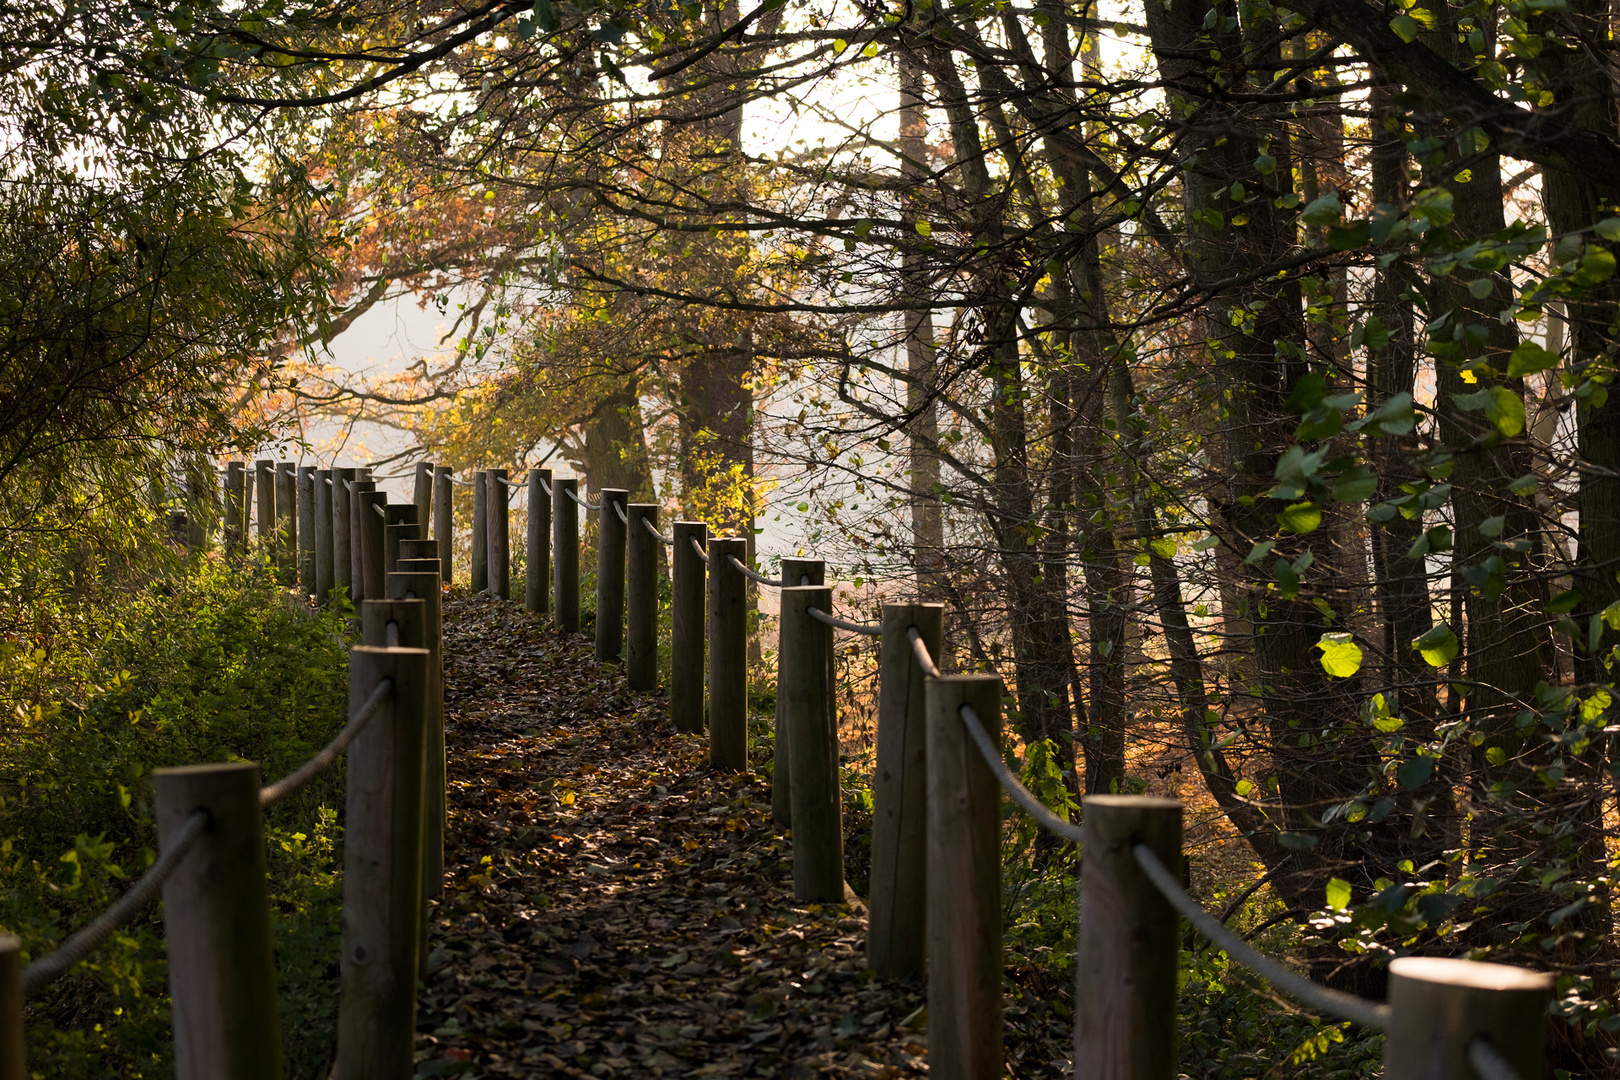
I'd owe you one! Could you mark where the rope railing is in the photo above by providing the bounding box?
[537,476,553,497]
[726,552,782,588]
[613,500,629,524]
[259,678,393,808]
[449,476,475,487]
[957,702,1084,844]
[372,502,386,518]
[566,487,600,511]
[20,809,209,995]
[643,516,674,546]
[1132,843,1391,1030]
[806,606,880,635]
[689,534,709,563]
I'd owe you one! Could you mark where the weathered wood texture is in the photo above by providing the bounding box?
[275,462,297,583]
[332,467,356,598]
[1074,796,1183,1080]
[432,467,453,583]
[254,460,275,545]
[526,469,552,614]
[487,467,510,600]
[670,521,707,735]
[399,539,439,561]
[553,478,580,633]
[926,675,1003,1080]
[625,504,660,690]
[385,523,416,578]
[596,489,628,661]
[357,489,388,604]
[707,537,749,771]
[868,602,943,979]
[347,479,376,601]
[770,559,827,827]
[336,645,430,1080]
[386,572,446,902]
[1384,957,1551,1080]
[297,465,317,595]
[779,586,843,901]
[471,471,488,594]
[314,469,335,602]
[413,462,434,541]
[151,761,283,1080]
[225,462,247,555]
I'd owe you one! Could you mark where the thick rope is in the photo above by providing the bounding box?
[497,476,523,488]
[566,487,600,511]
[958,703,1083,843]
[726,553,781,588]
[613,500,629,524]
[689,534,710,563]
[1469,1039,1523,1080]
[449,476,475,487]
[908,627,941,677]
[372,502,387,518]
[643,517,674,546]
[806,607,881,635]
[260,679,393,808]
[1132,844,1390,1029]
[21,809,209,995]
[536,476,553,497]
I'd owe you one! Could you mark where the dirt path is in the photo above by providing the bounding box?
[414,592,930,1078]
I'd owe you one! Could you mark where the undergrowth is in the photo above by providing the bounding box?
[0,551,351,1078]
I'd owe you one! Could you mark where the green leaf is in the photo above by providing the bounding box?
[1596,217,1620,241]
[1316,633,1364,678]
[1328,222,1370,250]
[1397,755,1435,788]
[1486,746,1507,766]
[1487,385,1526,437]
[914,220,932,237]
[1332,465,1378,502]
[1506,341,1558,377]
[1352,316,1391,351]
[1413,623,1459,668]
[1548,589,1583,614]
[1390,13,1419,41]
[1278,502,1322,534]
[1300,193,1343,227]
[1357,392,1415,436]
[1478,515,1505,538]
[534,0,559,32]
[1235,778,1254,796]
[1602,599,1620,631]
[1325,877,1352,911]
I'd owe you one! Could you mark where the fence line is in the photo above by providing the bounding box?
[8,460,1552,1080]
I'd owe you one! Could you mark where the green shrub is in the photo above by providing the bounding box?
[0,553,350,1078]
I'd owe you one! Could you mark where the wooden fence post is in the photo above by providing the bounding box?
[151,761,283,1080]
[413,462,434,540]
[0,934,23,1080]
[779,586,842,900]
[708,536,749,770]
[596,489,628,662]
[487,468,510,600]
[225,462,247,556]
[868,602,943,979]
[361,598,426,652]
[471,471,488,594]
[255,460,275,548]
[526,468,552,614]
[385,573,445,904]
[670,521,707,734]
[771,559,827,827]
[926,675,1003,1080]
[183,460,211,551]
[332,468,356,600]
[400,539,439,562]
[553,477,580,632]
[357,489,388,604]
[297,466,317,596]
[347,478,376,602]
[275,462,297,584]
[385,523,415,577]
[1074,795,1183,1079]
[314,469,335,602]
[625,504,659,691]
[1384,958,1551,1080]
[337,645,429,1080]
[432,466,453,584]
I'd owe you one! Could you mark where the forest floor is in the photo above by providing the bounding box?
[413,592,964,1079]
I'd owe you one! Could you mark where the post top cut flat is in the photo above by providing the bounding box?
[1082,794,1183,811]
[1389,956,1551,992]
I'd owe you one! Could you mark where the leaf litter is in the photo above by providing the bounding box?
[417,592,934,1078]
